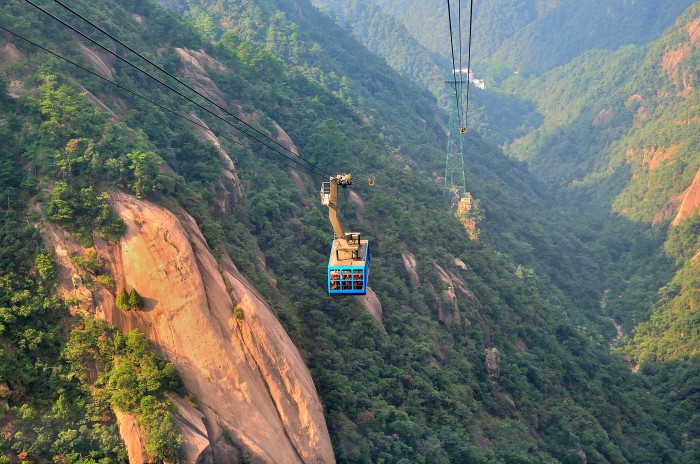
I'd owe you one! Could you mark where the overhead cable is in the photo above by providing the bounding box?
[0,24,323,179]
[445,0,462,124]
[48,0,328,176]
[457,0,465,118]
[464,0,475,131]
[23,0,330,178]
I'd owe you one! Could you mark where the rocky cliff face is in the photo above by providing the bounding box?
[673,166,700,225]
[39,191,335,463]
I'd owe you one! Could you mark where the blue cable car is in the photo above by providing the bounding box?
[327,234,370,295]
[321,174,370,295]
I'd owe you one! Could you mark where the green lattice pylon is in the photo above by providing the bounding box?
[444,74,467,201]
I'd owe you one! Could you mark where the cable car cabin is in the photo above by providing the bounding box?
[327,233,370,295]
[321,174,370,295]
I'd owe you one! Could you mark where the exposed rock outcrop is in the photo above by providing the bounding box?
[672,166,700,225]
[347,191,367,227]
[434,264,461,326]
[358,286,386,334]
[0,43,23,68]
[661,44,690,76]
[175,48,228,107]
[401,251,420,288]
[80,44,114,79]
[80,88,119,118]
[39,191,335,463]
[454,258,468,271]
[643,143,682,171]
[114,410,151,463]
[0,382,11,412]
[272,119,299,155]
[6,80,24,99]
[169,395,216,463]
[290,170,308,195]
[484,347,500,381]
[688,18,700,48]
[433,263,483,327]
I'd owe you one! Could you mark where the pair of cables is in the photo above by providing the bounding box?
[5,0,448,186]
[7,0,332,180]
[446,0,475,132]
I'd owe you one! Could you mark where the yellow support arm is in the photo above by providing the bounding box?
[321,174,356,251]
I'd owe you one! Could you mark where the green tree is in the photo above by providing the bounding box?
[138,395,184,462]
[127,150,163,198]
[35,251,56,283]
[35,74,104,142]
[115,288,129,311]
[128,289,143,311]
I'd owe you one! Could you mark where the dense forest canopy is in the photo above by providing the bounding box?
[0,0,698,462]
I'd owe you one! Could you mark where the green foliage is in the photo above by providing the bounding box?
[34,74,105,142]
[138,396,184,462]
[638,358,700,462]
[115,288,144,312]
[128,289,144,311]
[499,3,700,218]
[115,288,129,312]
[127,150,163,198]
[0,208,125,461]
[232,305,243,320]
[66,319,184,462]
[35,251,56,283]
[500,3,700,368]
[45,181,125,246]
[665,214,700,264]
[364,0,696,75]
[96,273,115,288]
[70,249,104,275]
[626,258,700,363]
[171,1,688,460]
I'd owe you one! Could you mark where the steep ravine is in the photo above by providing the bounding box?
[38,191,335,463]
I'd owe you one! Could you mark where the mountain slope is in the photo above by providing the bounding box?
[0,0,691,462]
[152,0,696,460]
[491,5,700,459]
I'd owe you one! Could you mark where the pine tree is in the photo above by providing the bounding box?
[116,288,129,311]
[128,289,143,311]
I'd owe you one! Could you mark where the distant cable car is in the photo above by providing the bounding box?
[320,174,370,295]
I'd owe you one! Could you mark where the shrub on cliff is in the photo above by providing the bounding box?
[115,288,129,311]
[128,289,143,311]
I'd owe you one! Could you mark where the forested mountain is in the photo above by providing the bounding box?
[366,0,697,77]
[498,4,700,462]
[311,0,696,144]
[310,0,541,145]
[502,3,700,352]
[0,0,697,463]
[312,0,448,100]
